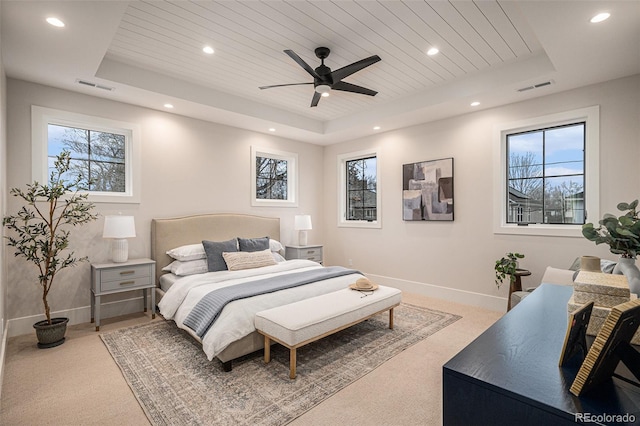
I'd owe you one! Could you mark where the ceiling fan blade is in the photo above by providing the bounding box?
[284,50,322,80]
[259,82,313,90]
[330,55,381,82]
[332,81,378,96]
[310,91,321,107]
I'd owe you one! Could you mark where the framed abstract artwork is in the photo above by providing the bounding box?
[402,157,454,221]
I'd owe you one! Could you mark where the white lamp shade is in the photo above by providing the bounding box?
[294,215,312,231]
[102,216,136,239]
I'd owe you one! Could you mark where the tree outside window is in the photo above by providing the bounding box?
[48,124,126,193]
[506,123,585,224]
[255,156,288,200]
[346,156,377,221]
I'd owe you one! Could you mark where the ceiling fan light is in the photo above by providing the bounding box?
[315,84,331,95]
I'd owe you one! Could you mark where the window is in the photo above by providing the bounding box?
[494,106,599,237]
[251,146,297,207]
[338,149,381,228]
[507,123,585,225]
[31,106,141,203]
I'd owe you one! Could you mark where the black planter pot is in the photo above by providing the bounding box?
[33,317,69,349]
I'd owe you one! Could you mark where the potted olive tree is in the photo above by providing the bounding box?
[582,200,640,295]
[3,151,97,348]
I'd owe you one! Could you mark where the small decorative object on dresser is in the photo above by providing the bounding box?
[3,151,97,348]
[91,258,156,331]
[582,199,640,295]
[285,245,323,264]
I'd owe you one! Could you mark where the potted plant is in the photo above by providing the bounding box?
[3,150,97,348]
[582,200,640,295]
[494,252,525,289]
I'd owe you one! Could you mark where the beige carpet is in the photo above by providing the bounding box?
[0,293,502,425]
[101,303,460,426]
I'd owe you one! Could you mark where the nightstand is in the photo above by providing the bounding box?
[285,245,323,264]
[91,258,156,331]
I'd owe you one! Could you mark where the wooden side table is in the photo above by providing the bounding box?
[507,269,531,311]
[91,258,156,331]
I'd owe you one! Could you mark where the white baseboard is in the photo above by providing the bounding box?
[7,296,147,337]
[366,273,506,312]
[0,320,8,400]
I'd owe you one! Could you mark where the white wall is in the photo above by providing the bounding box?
[0,3,8,394]
[5,78,324,334]
[323,75,640,311]
[5,74,639,334]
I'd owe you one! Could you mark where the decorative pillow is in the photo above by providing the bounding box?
[162,259,208,276]
[238,236,270,252]
[269,239,284,253]
[222,249,277,271]
[166,243,206,262]
[203,239,238,272]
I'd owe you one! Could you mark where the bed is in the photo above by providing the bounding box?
[150,213,363,371]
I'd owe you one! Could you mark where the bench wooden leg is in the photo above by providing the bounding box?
[289,348,297,379]
[389,307,394,330]
[264,335,271,363]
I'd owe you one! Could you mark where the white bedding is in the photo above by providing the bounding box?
[158,259,364,360]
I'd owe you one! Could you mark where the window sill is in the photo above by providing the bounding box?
[494,223,584,238]
[338,220,381,229]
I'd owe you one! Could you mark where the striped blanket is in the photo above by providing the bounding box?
[183,266,360,338]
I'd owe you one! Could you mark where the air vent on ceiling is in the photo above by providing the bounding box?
[517,81,553,92]
[76,79,114,91]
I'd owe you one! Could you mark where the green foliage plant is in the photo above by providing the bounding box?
[582,200,640,259]
[495,252,525,289]
[3,151,97,324]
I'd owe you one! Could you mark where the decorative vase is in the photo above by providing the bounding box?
[33,317,69,349]
[613,257,640,297]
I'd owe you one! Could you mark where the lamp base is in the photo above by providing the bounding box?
[111,239,129,263]
[298,230,308,246]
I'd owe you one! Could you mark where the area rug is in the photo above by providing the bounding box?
[101,303,460,426]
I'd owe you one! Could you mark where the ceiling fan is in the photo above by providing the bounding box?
[259,47,381,107]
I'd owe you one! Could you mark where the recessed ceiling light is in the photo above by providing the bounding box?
[470,101,480,107]
[590,12,610,23]
[427,47,439,56]
[268,128,276,132]
[164,103,174,109]
[373,126,381,130]
[202,45,214,55]
[46,17,65,28]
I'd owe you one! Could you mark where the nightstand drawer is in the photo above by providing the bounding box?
[301,253,322,262]
[100,275,152,292]
[101,264,152,283]
[285,245,323,264]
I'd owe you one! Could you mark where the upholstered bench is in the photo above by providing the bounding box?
[254,286,402,379]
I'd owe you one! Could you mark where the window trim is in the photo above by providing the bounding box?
[493,106,599,237]
[250,146,298,207]
[31,105,141,204]
[338,148,381,229]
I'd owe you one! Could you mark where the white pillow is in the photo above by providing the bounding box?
[222,249,277,271]
[269,239,284,253]
[162,259,208,276]
[166,243,206,261]
[272,252,285,262]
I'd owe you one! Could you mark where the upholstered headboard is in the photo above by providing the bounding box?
[150,213,281,285]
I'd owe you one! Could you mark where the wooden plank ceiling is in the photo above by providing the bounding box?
[106,0,541,121]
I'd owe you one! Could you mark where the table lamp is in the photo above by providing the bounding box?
[103,215,136,262]
[294,215,312,246]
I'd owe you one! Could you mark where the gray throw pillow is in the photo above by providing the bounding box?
[238,236,270,252]
[202,239,238,272]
